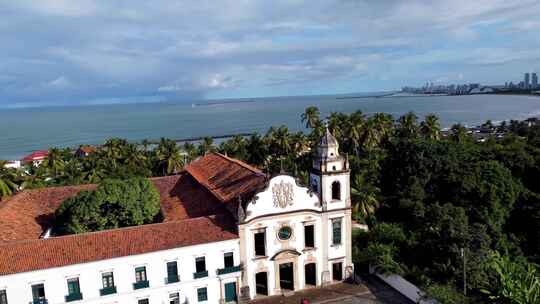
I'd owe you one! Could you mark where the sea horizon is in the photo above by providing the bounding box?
[2,93,540,160]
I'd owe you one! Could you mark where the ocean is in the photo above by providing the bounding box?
[1,93,540,160]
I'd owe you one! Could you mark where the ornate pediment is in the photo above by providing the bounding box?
[272,180,294,208]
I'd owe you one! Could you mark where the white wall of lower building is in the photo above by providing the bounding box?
[0,239,241,304]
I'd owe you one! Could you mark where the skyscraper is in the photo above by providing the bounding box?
[525,73,530,89]
[532,73,538,89]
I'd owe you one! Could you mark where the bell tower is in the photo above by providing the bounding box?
[309,125,350,210]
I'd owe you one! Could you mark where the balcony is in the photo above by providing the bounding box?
[31,300,48,304]
[193,270,208,279]
[133,280,149,290]
[99,286,117,296]
[217,265,242,275]
[166,275,179,284]
[65,293,83,302]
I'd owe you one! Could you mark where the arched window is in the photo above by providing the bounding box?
[331,181,341,200]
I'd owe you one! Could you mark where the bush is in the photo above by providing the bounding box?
[361,242,405,275]
[424,283,468,304]
[55,177,160,234]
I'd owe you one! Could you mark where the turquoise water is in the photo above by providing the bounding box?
[1,94,540,160]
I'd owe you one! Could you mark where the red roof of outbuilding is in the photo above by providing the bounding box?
[22,150,48,162]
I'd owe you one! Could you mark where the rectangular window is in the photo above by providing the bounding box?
[254,231,266,256]
[197,287,208,302]
[138,299,149,304]
[31,283,46,300]
[304,225,315,248]
[332,219,342,245]
[135,266,147,282]
[169,292,179,304]
[195,257,206,273]
[167,261,179,283]
[224,252,234,268]
[102,272,114,288]
[0,290,7,304]
[332,262,343,281]
[67,278,80,295]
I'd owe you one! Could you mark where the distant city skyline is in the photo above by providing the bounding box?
[0,1,539,108]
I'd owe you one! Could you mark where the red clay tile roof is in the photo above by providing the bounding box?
[22,150,48,162]
[0,184,97,244]
[0,153,265,274]
[77,145,97,154]
[0,174,228,244]
[155,173,224,221]
[186,152,267,204]
[0,214,238,276]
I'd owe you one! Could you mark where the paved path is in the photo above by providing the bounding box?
[250,277,413,304]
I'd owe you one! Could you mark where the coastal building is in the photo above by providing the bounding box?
[2,160,20,169]
[21,150,48,166]
[0,129,352,304]
[525,73,530,89]
[75,145,97,157]
[532,73,538,89]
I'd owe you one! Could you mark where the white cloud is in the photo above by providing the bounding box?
[1,0,540,104]
[46,76,71,89]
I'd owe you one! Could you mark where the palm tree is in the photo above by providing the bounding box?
[156,138,183,175]
[397,112,419,139]
[60,159,85,185]
[450,123,468,143]
[102,138,128,165]
[420,114,441,140]
[198,137,215,155]
[327,112,347,141]
[371,113,394,141]
[123,143,148,169]
[346,111,366,155]
[246,134,268,166]
[290,132,308,156]
[350,174,380,221]
[301,106,321,129]
[182,142,198,163]
[273,126,291,157]
[45,147,65,178]
[0,161,19,199]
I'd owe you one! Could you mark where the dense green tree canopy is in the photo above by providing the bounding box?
[54,177,160,235]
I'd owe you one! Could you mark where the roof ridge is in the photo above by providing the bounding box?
[210,152,263,174]
[0,216,220,247]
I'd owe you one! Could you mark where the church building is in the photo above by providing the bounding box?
[0,129,352,304]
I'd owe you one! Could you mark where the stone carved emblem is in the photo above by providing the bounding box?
[272,181,294,208]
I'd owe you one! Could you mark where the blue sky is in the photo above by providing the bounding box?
[0,0,539,108]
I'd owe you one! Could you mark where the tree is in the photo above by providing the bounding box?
[0,161,19,199]
[301,106,321,129]
[245,134,268,166]
[198,137,215,155]
[420,114,441,140]
[346,110,366,155]
[351,174,380,221]
[44,147,66,179]
[481,251,540,304]
[327,112,348,141]
[54,177,160,235]
[102,138,129,165]
[396,112,419,139]
[155,138,183,175]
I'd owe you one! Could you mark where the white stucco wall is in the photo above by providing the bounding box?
[241,175,351,299]
[0,239,240,304]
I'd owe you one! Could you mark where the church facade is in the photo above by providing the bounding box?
[0,129,352,304]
